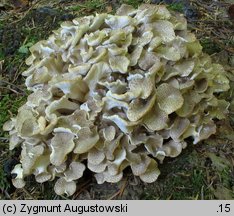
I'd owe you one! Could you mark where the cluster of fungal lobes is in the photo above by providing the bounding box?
[3,4,230,196]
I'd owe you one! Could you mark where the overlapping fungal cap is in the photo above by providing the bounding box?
[3,4,230,196]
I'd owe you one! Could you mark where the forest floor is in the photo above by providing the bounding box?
[0,0,234,200]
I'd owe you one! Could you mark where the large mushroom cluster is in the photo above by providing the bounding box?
[3,4,230,196]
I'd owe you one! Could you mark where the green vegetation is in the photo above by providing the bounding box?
[0,95,27,198]
[140,149,214,200]
[0,0,233,200]
[0,94,27,137]
[164,170,205,200]
[168,2,184,13]
[0,48,4,60]
[0,164,10,192]
[18,42,34,54]
[0,24,37,77]
[121,0,145,8]
[69,0,108,12]
[200,38,222,55]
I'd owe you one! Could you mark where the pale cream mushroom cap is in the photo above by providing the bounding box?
[3,3,230,196]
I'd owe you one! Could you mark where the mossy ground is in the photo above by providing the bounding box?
[0,0,233,200]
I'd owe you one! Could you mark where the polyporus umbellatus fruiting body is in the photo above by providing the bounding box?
[3,4,230,196]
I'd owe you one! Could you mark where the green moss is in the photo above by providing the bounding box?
[69,0,107,12]
[220,168,232,189]
[0,164,10,192]
[140,148,214,200]
[83,0,107,9]
[0,0,233,200]
[141,191,159,200]
[0,94,27,197]
[200,38,222,55]
[168,2,184,13]
[0,48,4,60]
[2,28,38,76]
[0,94,27,137]
[166,146,234,200]
[39,182,57,200]
[163,169,208,200]
[121,0,144,8]
[69,5,82,11]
